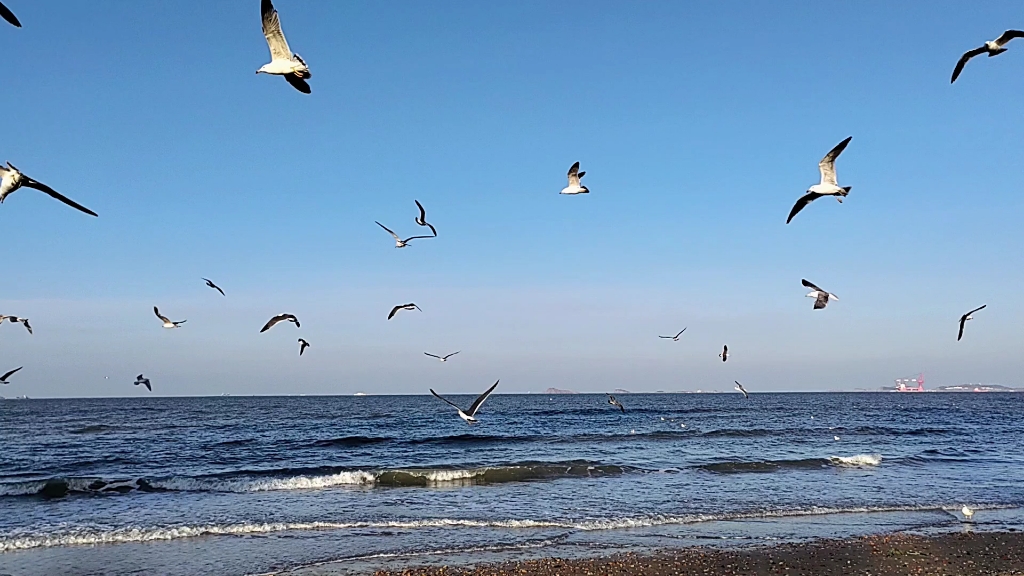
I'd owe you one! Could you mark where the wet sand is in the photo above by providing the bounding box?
[376,531,1024,576]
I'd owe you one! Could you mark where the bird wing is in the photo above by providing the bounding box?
[675,328,687,338]
[284,74,311,94]
[424,353,441,359]
[261,0,293,61]
[1,366,22,381]
[443,351,461,360]
[659,335,672,339]
[995,30,1024,46]
[466,380,499,417]
[203,278,226,296]
[818,137,852,186]
[801,279,824,292]
[951,46,987,83]
[153,307,171,324]
[402,234,435,242]
[375,221,400,241]
[260,315,285,332]
[567,162,581,187]
[0,1,21,27]
[19,319,31,334]
[786,192,824,224]
[814,293,829,310]
[967,304,987,316]
[143,380,152,391]
[430,388,464,411]
[415,199,427,221]
[22,178,98,216]
[957,317,967,341]
[387,305,403,320]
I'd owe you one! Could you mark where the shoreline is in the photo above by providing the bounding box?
[372,531,1024,576]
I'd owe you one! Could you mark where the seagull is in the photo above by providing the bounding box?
[786,137,853,224]
[424,351,460,362]
[261,313,300,332]
[734,381,749,399]
[257,0,311,93]
[559,162,589,195]
[719,345,729,362]
[414,200,437,236]
[388,303,421,320]
[0,366,22,384]
[951,31,1024,83]
[659,328,687,341]
[0,162,98,216]
[134,374,152,392]
[1,315,31,334]
[375,221,434,248]
[607,394,625,412]
[0,2,21,27]
[834,435,841,441]
[961,505,975,522]
[202,278,225,296]
[430,380,499,423]
[958,305,986,341]
[802,279,838,310]
[154,307,185,329]
[298,338,310,356]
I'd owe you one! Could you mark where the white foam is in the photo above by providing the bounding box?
[829,454,883,467]
[150,471,377,493]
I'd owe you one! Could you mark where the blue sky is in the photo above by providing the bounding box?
[2,1,1023,396]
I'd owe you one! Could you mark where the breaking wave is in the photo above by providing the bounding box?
[698,454,882,473]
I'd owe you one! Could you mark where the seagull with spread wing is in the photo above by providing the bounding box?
[802,279,838,310]
[607,394,625,412]
[734,381,749,399]
[424,351,459,362]
[1,315,31,334]
[787,137,852,224]
[958,305,986,341]
[414,200,437,236]
[256,0,311,93]
[659,328,687,341]
[261,313,300,332]
[0,162,97,216]
[134,374,152,392]
[430,380,499,423]
[202,278,225,296]
[388,303,421,320]
[375,221,434,248]
[559,162,589,195]
[951,30,1024,83]
[154,307,185,329]
[719,345,729,362]
[298,338,310,356]
[0,366,22,384]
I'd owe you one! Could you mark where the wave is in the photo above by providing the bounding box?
[698,454,882,473]
[69,424,117,434]
[312,436,392,448]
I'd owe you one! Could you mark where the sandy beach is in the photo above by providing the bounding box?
[376,531,1024,576]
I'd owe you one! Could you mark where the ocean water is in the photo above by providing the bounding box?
[1,392,1023,575]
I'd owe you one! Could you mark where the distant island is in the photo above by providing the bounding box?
[544,388,578,394]
[612,388,632,394]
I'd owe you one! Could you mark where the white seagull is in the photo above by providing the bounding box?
[659,328,687,341]
[958,305,986,341]
[257,0,312,93]
[719,345,729,362]
[388,303,421,320]
[734,381,749,399]
[559,162,589,195]
[154,307,185,329]
[0,2,20,27]
[0,162,98,216]
[424,351,460,362]
[0,366,22,384]
[787,137,852,224]
[961,505,975,522]
[802,279,838,310]
[375,221,434,248]
[261,313,300,332]
[430,380,499,423]
[298,338,310,356]
[134,374,152,392]
[414,200,437,236]
[952,30,1024,83]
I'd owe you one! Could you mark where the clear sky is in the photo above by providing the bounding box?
[2,1,1023,396]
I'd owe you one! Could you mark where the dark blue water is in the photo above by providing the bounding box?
[1,393,1023,575]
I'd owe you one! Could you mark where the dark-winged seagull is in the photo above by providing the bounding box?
[659,328,687,341]
[0,2,20,27]
[424,351,459,362]
[257,0,311,93]
[261,313,300,332]
[0,162,98,216]
[952,30,1024,83]
[802,279,838,310]
[202,278,225,296]
[134,374,152,392]
[719,345,729,362]
[375,221,434,248]
[298,338,310,356]
[414,200,437,236]
[1,315,31,334]
[957,305,986,341]
[430,380,499,423]
[734,381,749,399]
[787,137,852,224]
[607,394,625,412]
[154,307,185,329]
[559,162,589,195]
[388,303,421,320]
[0,366,22,384]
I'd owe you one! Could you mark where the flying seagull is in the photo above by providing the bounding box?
[607,394,625,413]
[1,315,31,334]
[424,351,460,362]
[734,381,749,399]
[961,505,975,522]
[957,305,986,341]
[719,345,729,362]
[559,162,589,195]
[261,313,300,332]
[298,338,310,356]
[134,374,152,392]
[388,303,421,320]
[375,221,434,248]
[786,137,852,224]
[153,307,186,329]
[202,278,225,296]
[0,2,21,27]
[0,366,22,384]
[414,200,437,236]
[951,30,1024,83]
[257,0,311,93]
[0,162,98,216]
[802,279,838,310]
[430,380,499,423]
[659,328,687,341]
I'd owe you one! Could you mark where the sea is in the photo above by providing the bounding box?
[2,392,1023,575]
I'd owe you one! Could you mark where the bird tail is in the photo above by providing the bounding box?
[989,48,1008,56]
[840,186,851,196]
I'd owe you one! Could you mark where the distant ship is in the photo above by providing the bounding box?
[893,374,925,392]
